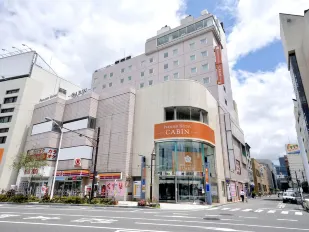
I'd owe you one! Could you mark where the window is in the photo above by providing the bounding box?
[149,80,153,86]
[201,51,208,57]
[187,24,196,34]
[140,83,144,88]
[1,108,14,113]
[191,67,197,73]
[104,74,107,79]
[173,60,179,66]
[225,99,228,105]
[141,60,145,66]
[195,20,203,30]
[149,68,154,74]
[0,116,12,123]
[164,75,169,81]
[173,72,179,79]
[164,52,168,58]
[0,128,9,133]
[110,72,113,77]
[203,77,210,84]
[173,49,178,55]
[128,76,132,81]
[202,63,209,71]
[6,89,19,94]
[164,64,168,70]
[165,106,208,123]
[189,42,195,49]
[121,68,125,73]
[190,55,196,61]
[128,65,132,70]
[109,82,112,87]
[120,79,124,83]
[0,136,6,144]
[102,84,106,89]
[149,57,154,63]
[223,86,226,92]
[200,38,207,44]
[141,71,145,77]
[4,97,17,104]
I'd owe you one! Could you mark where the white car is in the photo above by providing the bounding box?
[282,192,297,204]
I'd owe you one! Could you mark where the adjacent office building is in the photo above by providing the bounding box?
[280,9,309,182]
[0,50,81,191]
[251,159,270,194]
[257,159,277,191]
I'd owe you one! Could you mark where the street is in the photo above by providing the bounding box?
[0,198,307,232]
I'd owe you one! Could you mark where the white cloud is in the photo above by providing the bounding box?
[224,0,309,66]
[231,64,297,160]
[0,0,185,86]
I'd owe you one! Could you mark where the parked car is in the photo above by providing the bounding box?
[282,192,297,204]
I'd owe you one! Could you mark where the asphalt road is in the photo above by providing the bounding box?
[0,197,307,232]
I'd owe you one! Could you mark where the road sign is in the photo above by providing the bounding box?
[74,158,81,167]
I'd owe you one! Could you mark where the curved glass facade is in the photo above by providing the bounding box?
[155,140,217,203]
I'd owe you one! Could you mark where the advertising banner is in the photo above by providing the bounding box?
[214,46,224,85]
[286,144,300,154]
[0,148,4,164]
[141,156,146,199]
[133,181,141,198]
[28,148,57,161]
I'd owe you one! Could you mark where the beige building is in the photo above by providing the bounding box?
[252,159,270,194]
[280,9,309,183]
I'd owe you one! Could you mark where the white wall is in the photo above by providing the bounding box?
[31,121,53,135]
[59,146,93,160]
[63,118,88,132]
[132,80,226,203]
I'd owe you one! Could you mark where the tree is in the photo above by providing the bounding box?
[11,153,48,195]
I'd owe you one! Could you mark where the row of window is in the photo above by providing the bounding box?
[165,106,208,124]
[0,128,9,133]
[102,75,211,89]
[1,108,14,113]
[4,96,17,104]
[6,89,19,95]
[101,39,208,79]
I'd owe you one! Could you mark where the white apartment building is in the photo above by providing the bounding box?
[280,9,309,182]
[92,9,248,202]
[0,50,81,190]
[287,154,307,187]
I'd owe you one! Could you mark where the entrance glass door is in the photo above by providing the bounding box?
[159,176,175,202]
[177,176,204,203]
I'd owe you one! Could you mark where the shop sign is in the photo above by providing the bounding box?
[56,169,90,177]
[24,168,39,175]
[154,121,215,144]
[214,46,224,85]
[39,94,58,102]
[28,148,57,161]
[70,88,89,98]
[74,158,82,167]
[140,156,146,199]
[133,181,141,198]
[174,152,203,172]
[235,160,241,175]
[106,181,125,197]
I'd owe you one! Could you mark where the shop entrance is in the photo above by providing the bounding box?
[159,176,175,202]
[54,180,82,196]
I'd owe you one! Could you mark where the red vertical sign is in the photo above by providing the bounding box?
[215,46,224,85]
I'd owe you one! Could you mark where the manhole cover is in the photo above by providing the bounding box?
[219,213,233,216]
[203,217,220,220]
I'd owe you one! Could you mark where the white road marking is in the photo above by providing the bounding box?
[242,209,252,212]
[267,210,276,213]
[24,216,60,221]
[277,203,286,209]
[205,215,221,217]
[155,215,198,218]
[230,208,240,211]
[254,210,263,213]
[281,211,289,215]
[277,219,298,222]
[221,219,243,222]
[173,213,188,215]
[0,214,19,219]
[295,212,303,216]
[72,218,117,224]
[221,208,230,211]
[0,220,169,232]
[239,216,257,219]
[136,222,252,232]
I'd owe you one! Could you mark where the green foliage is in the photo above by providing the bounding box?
[10,194,28,203]
[27,195,39,202]
[63,196,86,204]
[11,153,48,175]
[0,194,8,202]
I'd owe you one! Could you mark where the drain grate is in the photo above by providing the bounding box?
[203,217,220,220]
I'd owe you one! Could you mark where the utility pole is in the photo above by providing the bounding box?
[90,127,100,201]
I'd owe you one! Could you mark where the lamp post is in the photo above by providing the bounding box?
[45,117,63,200]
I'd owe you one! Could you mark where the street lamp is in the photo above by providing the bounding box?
[45,117,63,200]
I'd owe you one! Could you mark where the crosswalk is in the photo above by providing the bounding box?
[206,207,303,216]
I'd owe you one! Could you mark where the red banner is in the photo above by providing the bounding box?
[214,46,224,85]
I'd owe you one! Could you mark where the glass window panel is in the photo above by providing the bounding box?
[164,52,168,58]
[165,107,174,121]
[156,142,176,172]
[179,28,186,37]
[187,24,196,34]
[164,75,169,81]
[191,107,200,122]
[149,80,153,86]
[164,64,168,69]
[140,83,144,88]
[173,72,179,79]
[195,21,203,30]
[176,106,190,120]
[173,49,178,55]
[173,60,179,66]
[190,55,196,61]
[172,30,179,39]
